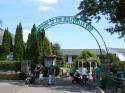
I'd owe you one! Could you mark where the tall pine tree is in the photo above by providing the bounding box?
[13,23,24,60]
[30,24,39,63]
[2,28,12,56]
[25,33,31,60]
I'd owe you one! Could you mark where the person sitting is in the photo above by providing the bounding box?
[73,71,81,84]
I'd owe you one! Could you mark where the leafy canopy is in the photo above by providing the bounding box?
[77,0,125,39]
[74,49,100,68]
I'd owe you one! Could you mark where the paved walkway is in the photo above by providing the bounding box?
[0,78,98,93]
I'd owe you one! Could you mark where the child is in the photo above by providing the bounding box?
[37,70,44,84]
[39,71,43,81]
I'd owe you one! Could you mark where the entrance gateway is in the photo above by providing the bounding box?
[36,16,108,62]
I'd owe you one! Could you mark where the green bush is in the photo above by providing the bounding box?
[17,72,26,80]
[55,66,60,76]
[0,72,17,80]
[110,62,125,73]
[0,61,21,71]
[0,72,26,80]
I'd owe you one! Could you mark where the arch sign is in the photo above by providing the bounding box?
[36,16,108,58]
[37,16,93,31]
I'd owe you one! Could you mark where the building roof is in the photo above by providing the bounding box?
[61,48,125,56]
[61,49,107,56]
[108,48,125,54]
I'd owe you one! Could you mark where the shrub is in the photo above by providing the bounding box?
[55,66,60,76]
[0,61,21,71]
[17,72,26,80]
[0,72,18,80]
[110,62,125,73]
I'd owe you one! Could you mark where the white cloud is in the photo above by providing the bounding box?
[23,29,30,42]
[38,5,56,12]
[27,0,59,5]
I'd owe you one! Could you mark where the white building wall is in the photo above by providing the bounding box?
[68,56,72,63]
[117,53,125,61]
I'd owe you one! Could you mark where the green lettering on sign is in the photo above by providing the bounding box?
[37,16,94,32]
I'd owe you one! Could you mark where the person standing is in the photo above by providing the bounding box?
[92,67,96,83]
[95,65,101,86]
[69,64,75,83]
[82,65,88,86]
[35,63,42,79]
[48,64,56,85]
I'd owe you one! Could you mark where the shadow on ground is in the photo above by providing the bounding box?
[0,78,96,93]
[29,78,96,93]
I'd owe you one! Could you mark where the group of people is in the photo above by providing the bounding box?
[69,64,101,86]
[25,63,56,86]
[25,62,101,87]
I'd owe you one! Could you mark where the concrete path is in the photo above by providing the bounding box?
[0,78,98,93]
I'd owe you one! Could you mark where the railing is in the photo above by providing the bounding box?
[101,74,125,93]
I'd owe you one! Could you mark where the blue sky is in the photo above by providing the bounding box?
[0,0,125,49]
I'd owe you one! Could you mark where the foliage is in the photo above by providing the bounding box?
[0,72,25,80]
[13,23,24,60]
[0,54,6,60]
[107,53,120,63]
[2,28,12,58]
[24,33,31,60]
[0,61,21,71]
[37,29,53,64]
[63,63,70,68]
[74,49,100,69]
[0,72,17,80]
[24,25,57,65]
[52,43,61,56]
[77,0,125,39]
[110,62,125,73]
[55,66,60,76]
[0,45,5,60]
[30,24,39,63]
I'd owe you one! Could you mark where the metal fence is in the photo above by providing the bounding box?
[101,74,125,93]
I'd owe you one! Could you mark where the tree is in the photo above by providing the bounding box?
[24,33,31,60]
[13,23,24,60]
[107,53,119,63]
[29,24,39,63]
[52,43,61,56]
[74,49,100,68]
[37,29,53,64]
[77,0,125,39]
[2,28,12,55]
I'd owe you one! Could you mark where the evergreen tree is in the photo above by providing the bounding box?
[25,33,31,60]
[9,32,13,52]
[37,29,45,63]
[2,28,12,55]
[52,43,61,56]
[37,28,53,64]
[13,23,24,60]
[30,24,38,63]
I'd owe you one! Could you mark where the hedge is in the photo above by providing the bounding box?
[0,61,21,71]
[0,72,25,80]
